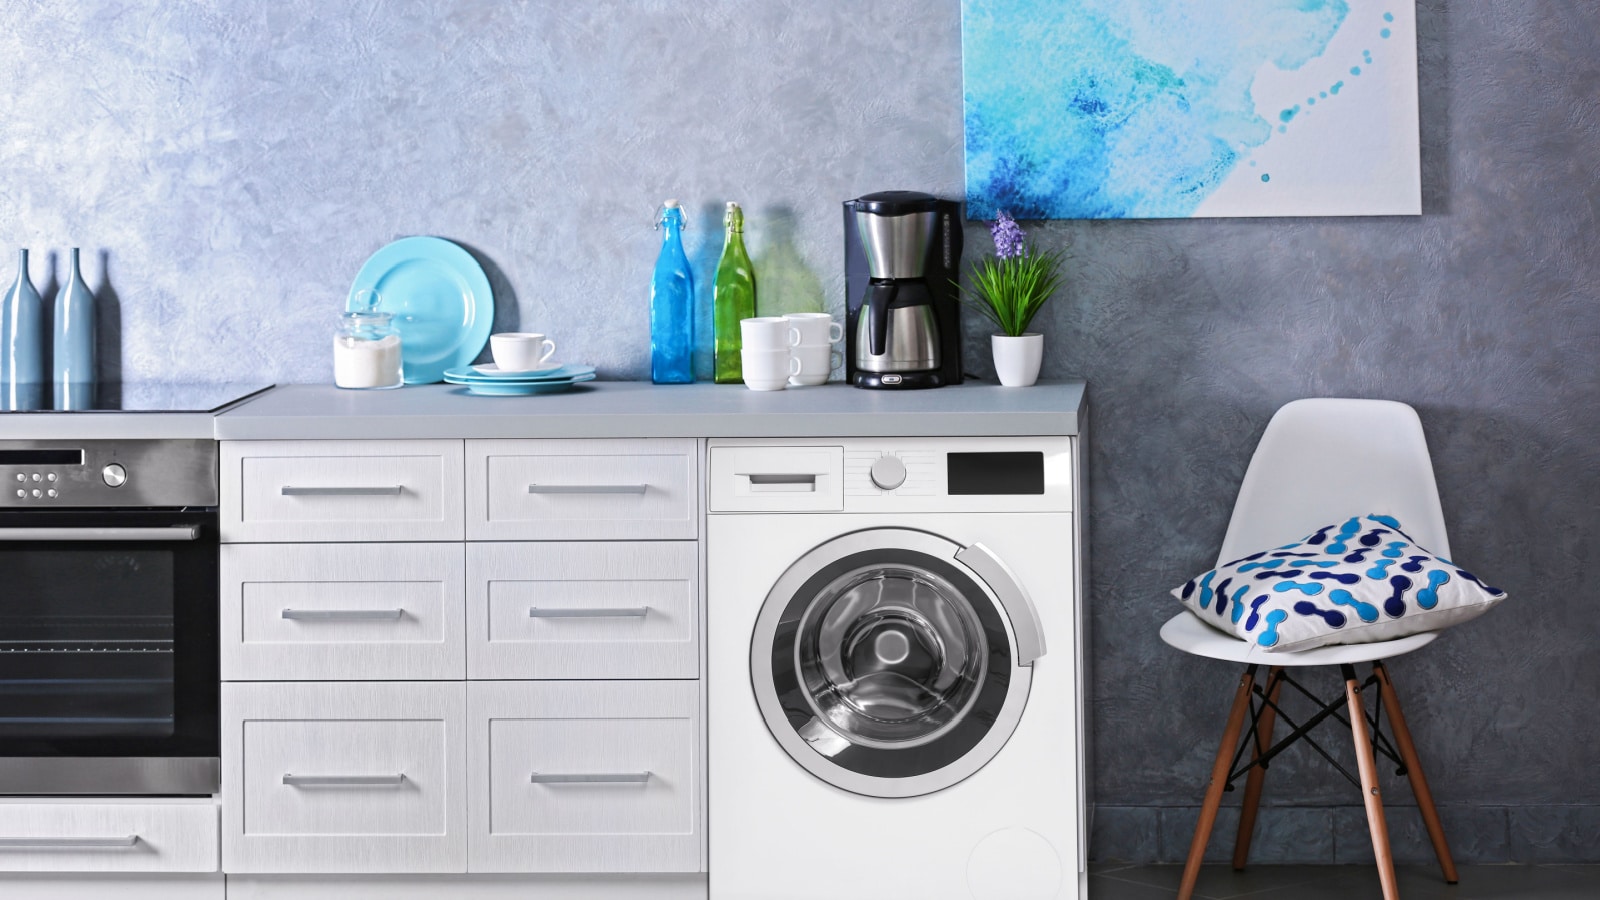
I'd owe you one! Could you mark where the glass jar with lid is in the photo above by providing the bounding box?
[333,290,403,389]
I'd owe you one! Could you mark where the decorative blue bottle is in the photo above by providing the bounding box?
[2,249,46,411]
[53,248,97,410]
[650,200,695,384]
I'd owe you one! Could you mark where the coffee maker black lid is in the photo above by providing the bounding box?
[851,190,941,214]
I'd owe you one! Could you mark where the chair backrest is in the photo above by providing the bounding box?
[1217,398,1451,565]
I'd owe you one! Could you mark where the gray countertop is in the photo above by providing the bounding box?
[214,380,1086,440]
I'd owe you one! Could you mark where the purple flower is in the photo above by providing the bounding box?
[990,210,1026,260]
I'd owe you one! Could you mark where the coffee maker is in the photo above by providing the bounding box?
[843,191,964,389]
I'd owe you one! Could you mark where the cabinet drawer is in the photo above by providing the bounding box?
[467,439,698,540]
[467,681,701,873]
[0,801,218,872]
[222,682,466,874]
[222,441,464,543]
[221,544,466,681]
[468,542,698,680]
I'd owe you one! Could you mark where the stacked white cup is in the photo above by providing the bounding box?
[783,313,843,387]
[740,318,801,391]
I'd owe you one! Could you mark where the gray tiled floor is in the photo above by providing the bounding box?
[1089,863,1600,899]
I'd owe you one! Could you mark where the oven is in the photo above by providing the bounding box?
[0,439,219,795]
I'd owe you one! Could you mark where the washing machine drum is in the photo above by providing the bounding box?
[751,528,1043,798]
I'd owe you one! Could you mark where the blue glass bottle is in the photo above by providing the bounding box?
[2,249,46,411]
[53,248,97,410]
[650,200,695,384]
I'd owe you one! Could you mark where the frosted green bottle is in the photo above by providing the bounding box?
[712,202,756,384]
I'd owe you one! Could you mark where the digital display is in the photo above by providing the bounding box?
[0,449,83,465]
[947,452,1045,495]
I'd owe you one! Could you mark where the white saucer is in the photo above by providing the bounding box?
[473,362,561,376]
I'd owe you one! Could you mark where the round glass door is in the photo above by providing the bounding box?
[751,529,1034,798]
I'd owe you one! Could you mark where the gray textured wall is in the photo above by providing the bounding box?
[3,0,1596,864]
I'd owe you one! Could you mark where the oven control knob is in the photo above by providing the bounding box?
[870,455,907,491]
[102,463,128,488]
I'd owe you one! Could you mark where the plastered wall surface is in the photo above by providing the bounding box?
[2,0,1595,863]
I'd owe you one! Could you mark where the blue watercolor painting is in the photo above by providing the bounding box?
[961,1,1422,219]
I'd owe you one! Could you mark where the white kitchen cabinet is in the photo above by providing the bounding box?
[467,541,698,680]
[466,439,698,541]
[467,681,701,874]
[216,435,708,882]
[222,682,467,874]
[223,874,705,899]
[221,542,466,681]
[0,874,224,900]
[0,801,218,873]
[222,440,465,543]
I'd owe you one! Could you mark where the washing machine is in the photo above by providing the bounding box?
[707,437,1085,900]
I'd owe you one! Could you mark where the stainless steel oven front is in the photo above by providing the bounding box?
[0,439,220,795]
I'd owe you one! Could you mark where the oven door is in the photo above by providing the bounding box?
[0,508,219,795]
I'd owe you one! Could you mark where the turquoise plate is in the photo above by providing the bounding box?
[453,373,597,396]
[349,237,494,385]
[442,364,595,383]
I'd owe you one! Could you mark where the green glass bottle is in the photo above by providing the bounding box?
[712,201,756,384]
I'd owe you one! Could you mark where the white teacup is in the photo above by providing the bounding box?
[784,312,843,346]
[740,317,800,351]
[491,332,556,372]
[788,344,843,387]
[741,348,801,391]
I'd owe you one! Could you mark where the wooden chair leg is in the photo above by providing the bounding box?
[1344,665,1399,900]
[1232,666,1283,871]
[1179,667,1256,900]
[1374,661,1459,884]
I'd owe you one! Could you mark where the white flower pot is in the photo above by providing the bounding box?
[991,333,1043,387]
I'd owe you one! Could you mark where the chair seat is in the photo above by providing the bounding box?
[1160,611,1438,667]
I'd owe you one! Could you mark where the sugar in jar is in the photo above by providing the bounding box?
[333,292,403,389]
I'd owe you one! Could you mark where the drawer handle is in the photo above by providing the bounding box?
[529,607,649,619]
[527,483,648,495]
[282,774,407,787]
[531,772,651,784]
[280,485,404,497]
[0,836,140,849]
[282,608,405,621]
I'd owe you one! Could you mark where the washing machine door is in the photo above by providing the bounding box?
[750,527,1045,798]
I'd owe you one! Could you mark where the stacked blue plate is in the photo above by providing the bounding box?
[442,364,597,396]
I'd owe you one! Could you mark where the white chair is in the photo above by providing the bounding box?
[1160,398,1460,900]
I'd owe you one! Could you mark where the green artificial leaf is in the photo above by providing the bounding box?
[955,245,1067,337]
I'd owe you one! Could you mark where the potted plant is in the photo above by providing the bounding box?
[958,211,1065,387]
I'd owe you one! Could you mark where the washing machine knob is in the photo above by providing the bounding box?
[869,455,907,491]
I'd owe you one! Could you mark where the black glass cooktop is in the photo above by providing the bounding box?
[2,383,274,414]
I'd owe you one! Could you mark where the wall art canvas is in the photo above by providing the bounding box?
[961,1,1421,219]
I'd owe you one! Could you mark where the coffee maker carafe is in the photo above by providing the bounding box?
[843,191,963,389]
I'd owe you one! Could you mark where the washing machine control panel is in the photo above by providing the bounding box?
[847,450,939,497]
[709,439,1072,514]
[867,455,906,490]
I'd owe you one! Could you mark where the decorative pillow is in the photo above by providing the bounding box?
[1173,514,1507,653]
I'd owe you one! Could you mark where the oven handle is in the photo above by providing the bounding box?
[0,526,200,542]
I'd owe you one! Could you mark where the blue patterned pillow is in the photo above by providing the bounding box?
[1173,515,1507,652]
